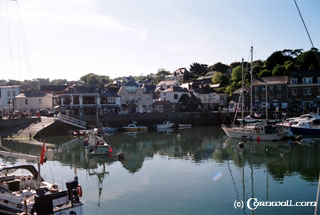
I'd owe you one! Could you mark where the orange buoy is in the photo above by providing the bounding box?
[76,184,83,197]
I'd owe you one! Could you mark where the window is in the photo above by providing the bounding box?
[255,87,258,91]
[277,85,282,91]
[7,91,10,97]
[262,86,265,91]
[302,77,313,84]
[12,91,15,97]
[303,88,308,96]
[262,94,265,99]
[291,78,298,84]
[25,99,28,105]
[278,94,282,99]
[7,99,11,105]
[269,94,274,99]
[269,85,273,91]
[39,98,42,105]
[292,88,298,96]
[174,94,178,100]
[308,88,312,96]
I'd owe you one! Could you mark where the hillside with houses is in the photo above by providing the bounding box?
[0,48,319,120]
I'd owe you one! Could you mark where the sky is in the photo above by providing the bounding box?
[0,0,319,81]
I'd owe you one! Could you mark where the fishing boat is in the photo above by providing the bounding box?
[0,150,83,215]
[122,121,148,132]
[83,131,112,155]
[156,121,174,129]
[289,119,320,135]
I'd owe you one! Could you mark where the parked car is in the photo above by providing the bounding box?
[39,109,54,117]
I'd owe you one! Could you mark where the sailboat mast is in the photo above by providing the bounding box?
[250,46,253,116]
[241,58,244,126]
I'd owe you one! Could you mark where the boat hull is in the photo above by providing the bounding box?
[222,126,283,141]
[290,127,320,135]
[156,123,174,129]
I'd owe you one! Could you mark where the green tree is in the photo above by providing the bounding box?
[258,69,272,78]
[189,62,208,78]
[272,64,286,76]
[212,72,229,87]
[80,73,100,86]
[208,62,230,74]
[231,66,242,82]
[296,48,320,70]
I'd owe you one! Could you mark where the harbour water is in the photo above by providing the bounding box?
[1,126,319,214]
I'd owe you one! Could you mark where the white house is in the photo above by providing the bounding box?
[0,85,20,113]
[14,91,54,113]
[159,87,189,103]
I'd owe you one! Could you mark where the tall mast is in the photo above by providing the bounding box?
[241,58,244,126]
[250,46,253,115]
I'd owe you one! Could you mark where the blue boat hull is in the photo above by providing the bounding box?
[290,127,320,135]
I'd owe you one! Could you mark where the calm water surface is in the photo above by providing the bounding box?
[1,126,320,215]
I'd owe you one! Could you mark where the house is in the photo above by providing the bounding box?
[59,85,99,117]
[159,86,189,103]
[14,91,54,113]
[192,71,215,87]
[165,68,193,82]
[0,85,20,113]
[40,85,69,107]
[288,70,320,111]
[118,80,153,114]
[252,76,289,111]
[231,86,251,111]
[178,93,201,112]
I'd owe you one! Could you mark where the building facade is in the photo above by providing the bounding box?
[0,86,20,113]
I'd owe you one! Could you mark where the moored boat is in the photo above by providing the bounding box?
[290,119,320,135]
[222,124,284,141]
[83,131,112,155]
[156,121,174,129]
[0,165,83,215]
[122,121,148,132]
[178,124,192,129]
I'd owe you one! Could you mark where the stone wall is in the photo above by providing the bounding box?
[0,118,38,137]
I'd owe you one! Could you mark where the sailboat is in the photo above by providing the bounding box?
[222,47,284,141]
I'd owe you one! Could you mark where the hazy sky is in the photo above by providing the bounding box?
[0,0,319,81]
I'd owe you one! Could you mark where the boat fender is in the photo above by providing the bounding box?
[76,184,83,197]
[109,147,113,153]
[257,136,261,142]
[118,153,125,161]
[238,142,244,149]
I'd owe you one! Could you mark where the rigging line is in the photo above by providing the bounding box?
[0,2,18,79]
[315,171,320,215]
[293,0,320,67]
[15,0,33,80]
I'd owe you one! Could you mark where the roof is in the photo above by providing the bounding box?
[253,76,288,85]
[233,86,250,94]
[162,86,188,93]
[196,75,214,81]
[144,85,156,93]
[40,85,68,92]
[192,87,215,94]
[288,70,320,77]
[62,85,98,94]
[178,94,200,105]
[124,80,139,87]
[156,80,178,87]
[180,82,193,89]
[0,85,20,89]
[16,91,52,98]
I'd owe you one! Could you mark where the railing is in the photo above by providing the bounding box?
[57,114,87,129]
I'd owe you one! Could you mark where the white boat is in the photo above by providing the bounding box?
[0,164,83,215]
[178,124,192,129]
[122,121,148,132]
[156,121,175,129]
[83,131,112,155]
[222,48,285,141]
[222,125,284,141]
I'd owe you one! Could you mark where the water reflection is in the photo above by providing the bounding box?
[1,127,320,182]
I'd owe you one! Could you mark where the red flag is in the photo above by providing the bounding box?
[40,142,46,165]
